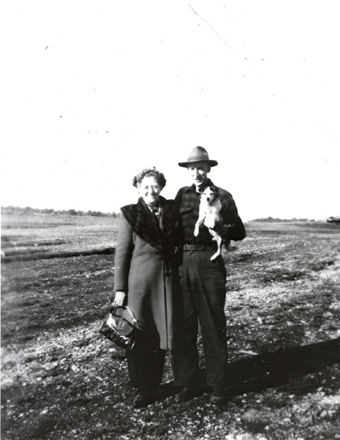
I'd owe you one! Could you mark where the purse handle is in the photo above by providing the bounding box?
[110,306,138,327]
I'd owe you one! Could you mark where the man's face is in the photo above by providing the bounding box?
[187,161,210,189]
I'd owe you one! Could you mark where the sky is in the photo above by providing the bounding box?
[2,1,340,221]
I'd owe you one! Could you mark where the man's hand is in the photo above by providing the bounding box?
[213,221,235,235]
[112,291,126,308]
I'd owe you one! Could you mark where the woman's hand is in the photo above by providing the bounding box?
[112,291,126,308]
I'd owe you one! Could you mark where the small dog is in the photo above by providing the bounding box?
[194,186,224,261]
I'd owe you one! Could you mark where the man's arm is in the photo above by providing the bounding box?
[218,192,246,242]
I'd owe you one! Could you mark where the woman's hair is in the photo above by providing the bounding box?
[132,167,166,189]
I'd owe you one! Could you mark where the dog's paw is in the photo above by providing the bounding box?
[194,228,199,237]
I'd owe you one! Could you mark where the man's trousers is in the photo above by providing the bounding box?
[172,249,228,390]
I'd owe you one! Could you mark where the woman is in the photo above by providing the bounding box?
[112,167,182,408]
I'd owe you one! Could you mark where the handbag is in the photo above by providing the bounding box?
[99,306,137,349]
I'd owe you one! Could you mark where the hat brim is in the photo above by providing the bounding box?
[178,160,218,168]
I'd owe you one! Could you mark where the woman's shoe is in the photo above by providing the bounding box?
[210,389,226,404]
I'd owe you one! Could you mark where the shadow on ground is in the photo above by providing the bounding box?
[227,337,340,396]
[160,338,340,402]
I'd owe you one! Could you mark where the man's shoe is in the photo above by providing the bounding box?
[210,388,226,405]
[175,387,202,403]
[133,389,161,408]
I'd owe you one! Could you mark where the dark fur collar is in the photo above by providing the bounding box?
[121,196,180,252]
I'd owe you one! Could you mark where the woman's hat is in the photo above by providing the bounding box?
[178,146,218,168]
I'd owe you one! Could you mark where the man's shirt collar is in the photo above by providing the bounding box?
[184,179,215,194]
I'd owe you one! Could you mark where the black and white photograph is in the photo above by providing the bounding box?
[1,2,340,439]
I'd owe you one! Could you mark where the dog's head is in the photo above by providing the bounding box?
[201,186,217,203]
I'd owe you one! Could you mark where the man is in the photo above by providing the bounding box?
[173,146,246,404]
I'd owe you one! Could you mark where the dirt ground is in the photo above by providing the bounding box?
[1,213,340,440]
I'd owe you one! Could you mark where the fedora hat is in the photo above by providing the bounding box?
[178,146,218,168]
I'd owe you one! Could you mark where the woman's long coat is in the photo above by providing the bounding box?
[114,196,182,350]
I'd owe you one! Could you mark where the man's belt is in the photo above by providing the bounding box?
[183,244,217,251]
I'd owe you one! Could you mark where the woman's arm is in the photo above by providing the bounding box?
[113,212,134,296]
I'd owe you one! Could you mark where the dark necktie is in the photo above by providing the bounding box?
[152,207,160,219]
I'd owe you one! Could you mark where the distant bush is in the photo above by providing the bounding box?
[251,217,311,222]
[67,209,78,216]
[1,206,117,217]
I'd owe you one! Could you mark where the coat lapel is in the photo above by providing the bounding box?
[121,196,180,253]
[121,198,163,250]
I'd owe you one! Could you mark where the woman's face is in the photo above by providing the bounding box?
[138,176,162,206]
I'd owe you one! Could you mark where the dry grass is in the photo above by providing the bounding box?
[1,214,340,440]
